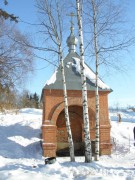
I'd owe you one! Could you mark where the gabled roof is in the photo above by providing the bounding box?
[43,51,112,92]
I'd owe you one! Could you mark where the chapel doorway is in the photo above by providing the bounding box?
[56,105,84,156]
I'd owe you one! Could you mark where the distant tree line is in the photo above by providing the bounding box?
[21,91,40,109]
[0,89,41,111]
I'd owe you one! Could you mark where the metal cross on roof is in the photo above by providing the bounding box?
[67,12,76,27]
[67,12,76,34]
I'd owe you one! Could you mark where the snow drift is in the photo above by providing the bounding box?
[0,108,134,179]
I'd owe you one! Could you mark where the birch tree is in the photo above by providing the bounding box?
[36,0,75,162]
[76,0,92,163]
[91,0,99,161]
[84,0,135,72]
[82,0,135,161]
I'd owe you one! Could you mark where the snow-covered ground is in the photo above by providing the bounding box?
[0,108,134,180]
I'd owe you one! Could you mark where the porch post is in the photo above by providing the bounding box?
[42,120,57,157]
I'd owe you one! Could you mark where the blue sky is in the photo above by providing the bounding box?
[1,0,135,108]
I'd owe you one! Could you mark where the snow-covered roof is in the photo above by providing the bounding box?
[46,70,57,86]
[44,52,112,92]
[72,57,110,90]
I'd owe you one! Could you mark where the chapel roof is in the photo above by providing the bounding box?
[43,51,112,92]
[43,17,112,92]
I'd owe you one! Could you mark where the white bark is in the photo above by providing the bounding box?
[82,0,135,161]
[56,3,75,162]
[59,45,75,162]
[76,0,92,163]
[36,0,75,162]
[84,0,134,73]
[91,0,100,161]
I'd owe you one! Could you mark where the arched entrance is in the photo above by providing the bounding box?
[56,105,84,156]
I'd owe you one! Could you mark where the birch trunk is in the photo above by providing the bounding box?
[59,45,75,162]
[36,0,75,162]
[76,0,92,163]
[91,0,100,161]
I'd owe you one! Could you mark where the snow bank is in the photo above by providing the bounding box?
[0,108,134,179]
[19,108,42,115]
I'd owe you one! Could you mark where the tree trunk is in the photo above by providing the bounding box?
[91,0,100,161]
[59,45,75,162]
[36,0,75,162]
[76,0,92,163]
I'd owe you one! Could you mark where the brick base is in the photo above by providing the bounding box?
[42,89,112,157]
[100,143,112,155]
[42,143,56,157]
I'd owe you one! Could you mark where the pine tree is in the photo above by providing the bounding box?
[33,92,39,109]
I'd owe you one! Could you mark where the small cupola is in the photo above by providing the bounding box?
[66,12,78,53]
